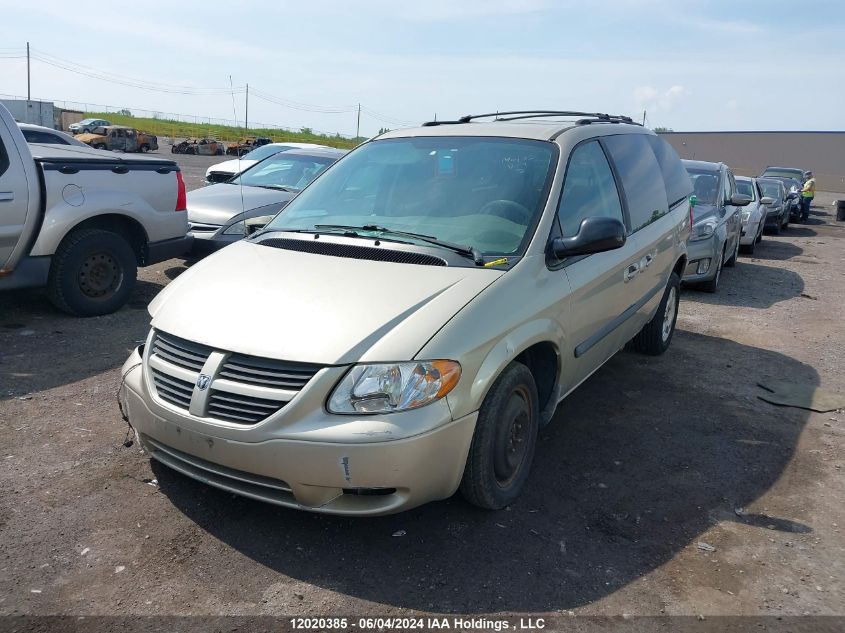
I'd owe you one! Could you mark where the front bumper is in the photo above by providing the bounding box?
[682,235,720,282]
[120,351,477,516]
[188,226,239,254]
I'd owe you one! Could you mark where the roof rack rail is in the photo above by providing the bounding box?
[421,110,641,127]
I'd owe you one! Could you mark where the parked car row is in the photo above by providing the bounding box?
[679,159,808,292]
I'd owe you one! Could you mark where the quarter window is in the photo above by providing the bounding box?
[557,140,624,237]
[603,134,669,232]
[646,136,692,207]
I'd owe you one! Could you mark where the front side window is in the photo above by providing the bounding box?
[557,140,623,237]
[722,170,734,204]
[266,137,557,257]
[231,153,336,192]
[603,134,669,232]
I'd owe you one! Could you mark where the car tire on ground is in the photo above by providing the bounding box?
[741,236,756,255]
[94,144,106,150]
[460,361,539,510]
[699,244,724,293]
[632,272,680,356]
[47,228,138,317]
[725,236,740,267]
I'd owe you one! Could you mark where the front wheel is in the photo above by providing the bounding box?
[632,272,680,355]
[460,362,539,510]
[699,244,724,293]
[725,235,740,267]
[47,228,137,317]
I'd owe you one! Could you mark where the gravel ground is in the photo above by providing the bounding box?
[0,169,843,618]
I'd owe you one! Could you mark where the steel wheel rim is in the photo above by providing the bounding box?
[662,286,677,342]
[78,252,122,299]
[493,386,531,487]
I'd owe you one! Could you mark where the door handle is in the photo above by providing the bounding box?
[643,253,654,268]
[0,191,14,202]
[624,263,640,282]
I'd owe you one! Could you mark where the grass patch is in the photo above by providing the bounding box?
[84,111,361,149]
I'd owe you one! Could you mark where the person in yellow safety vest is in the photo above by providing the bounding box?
[800,170,816,222]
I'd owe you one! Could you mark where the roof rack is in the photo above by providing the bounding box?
[421,110,641,127]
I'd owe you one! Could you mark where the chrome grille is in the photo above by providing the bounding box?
[151,331,211,372]
[146,329,324,426]
[208,390,287,424]
[220,355,322,389]
[151,368,194,409]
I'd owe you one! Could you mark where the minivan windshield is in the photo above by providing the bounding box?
[265,137,556,257]
[230,153,336,192]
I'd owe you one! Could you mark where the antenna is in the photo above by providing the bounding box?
[229,75,248,237]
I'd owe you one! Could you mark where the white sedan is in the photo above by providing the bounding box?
[18,123,88,147]
[204,142,327,183]
[735,176,775,255]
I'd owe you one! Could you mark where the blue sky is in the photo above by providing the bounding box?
[1,0,843,136]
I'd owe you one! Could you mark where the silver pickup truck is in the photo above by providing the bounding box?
[0,104,191,316]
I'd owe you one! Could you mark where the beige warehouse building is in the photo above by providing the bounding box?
[659,131,845,193]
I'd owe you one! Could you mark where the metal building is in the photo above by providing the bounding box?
[660,131,845,193]
[0,98,55,128]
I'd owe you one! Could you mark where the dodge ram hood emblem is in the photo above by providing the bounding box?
[196,374,211,391]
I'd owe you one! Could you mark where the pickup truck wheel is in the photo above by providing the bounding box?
[47,229,137,317]
[632,272,680,356]
[460,362,539,510]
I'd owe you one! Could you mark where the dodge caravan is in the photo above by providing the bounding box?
[119,111,692,515]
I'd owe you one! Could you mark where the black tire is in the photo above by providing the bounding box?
[632,272,680,356]
[460,362,539,510]
[94,143,106,150]
[725,236,739,267]
[699,244,724,293]
[140,144,149,153]
[47,228,138,317]
[741,237,755,255]
[781,211,789,229]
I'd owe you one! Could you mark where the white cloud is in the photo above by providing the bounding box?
[633,85,688,113]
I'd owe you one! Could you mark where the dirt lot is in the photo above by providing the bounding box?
[0,165,843,618]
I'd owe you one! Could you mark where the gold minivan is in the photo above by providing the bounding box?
[120,111,692,515]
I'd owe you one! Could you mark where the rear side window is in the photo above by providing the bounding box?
[603,134,669,233]
[557,140,624,237]
[646,136,692,207]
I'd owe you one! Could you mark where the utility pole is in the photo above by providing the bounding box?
[26,42,31,101]
[642,110,646,126]
[245,83,249,131]
[356,103,361,139]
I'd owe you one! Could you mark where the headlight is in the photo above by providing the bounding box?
[690,219,716,241]
[328,361,461,414]
[222,222,247,236]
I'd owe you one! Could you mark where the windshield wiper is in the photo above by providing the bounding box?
[313,224,485,265]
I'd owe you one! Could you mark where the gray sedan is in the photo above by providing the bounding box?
[682,160,750,292]
[187,147,347,254]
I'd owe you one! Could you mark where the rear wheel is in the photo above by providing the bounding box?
[632,272,680,355]
[47,228,137,317]
[460,362,539,510]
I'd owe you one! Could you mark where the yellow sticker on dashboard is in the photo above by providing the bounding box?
[484,258,509,267]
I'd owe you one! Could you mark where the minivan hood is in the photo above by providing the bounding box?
[148,240,504,365]
[186,184,294,225]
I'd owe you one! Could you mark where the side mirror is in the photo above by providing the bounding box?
[760,196,775,206]
[730,194,752,207]
[551,217,626,259]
